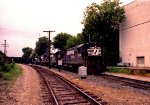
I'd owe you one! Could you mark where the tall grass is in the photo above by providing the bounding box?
[0,63,22,80]
[107,66,150,77]
[107,66,130,74]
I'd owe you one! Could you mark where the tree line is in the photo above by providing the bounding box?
[22,0,125,66]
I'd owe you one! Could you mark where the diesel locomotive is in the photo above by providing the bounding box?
[36,42,106,74]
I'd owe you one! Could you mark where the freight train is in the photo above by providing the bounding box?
[34,42,106,74]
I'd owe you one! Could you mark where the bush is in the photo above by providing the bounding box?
[107,67,150,77]
[107,66,130,74]
[0,62,22,80]
[0,62,15,73]
[0,67,3,78]
[2,64,11,72]
[2,64,22,80]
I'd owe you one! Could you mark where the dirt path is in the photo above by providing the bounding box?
[1,64,42,105]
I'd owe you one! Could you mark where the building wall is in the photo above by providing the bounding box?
[120,0,150,67]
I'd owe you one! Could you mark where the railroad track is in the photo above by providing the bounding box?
[101,74,150,90]
[30,65,107,105]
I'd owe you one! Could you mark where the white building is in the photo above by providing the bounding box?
[119,0,150,67]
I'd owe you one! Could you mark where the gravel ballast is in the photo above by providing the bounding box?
[49,67,150,105]
[1,64,150,105]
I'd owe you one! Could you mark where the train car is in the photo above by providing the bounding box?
[62,45,83,71]
[56,42,106,74]
[36,42,106,74]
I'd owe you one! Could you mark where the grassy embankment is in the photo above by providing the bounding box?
[107,66,150,77]
[0,63,22,102]
[0,63,22,80]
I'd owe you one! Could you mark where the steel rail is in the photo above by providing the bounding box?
[101,74,150,90]
[31,65,105,105]
[52,71,103,105]
[36,67,59,105]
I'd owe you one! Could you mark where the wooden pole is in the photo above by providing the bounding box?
[43,30,55,69]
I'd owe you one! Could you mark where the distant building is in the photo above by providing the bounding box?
[119,0,150,67]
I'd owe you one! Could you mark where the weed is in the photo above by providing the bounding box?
[0,63,22,80]
[107,66,130,74]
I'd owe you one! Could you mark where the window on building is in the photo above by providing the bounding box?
[137,56,145,64]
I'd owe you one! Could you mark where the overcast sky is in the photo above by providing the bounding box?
[0,0,134,57]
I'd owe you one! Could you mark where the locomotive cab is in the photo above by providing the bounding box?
[81,42,106,74]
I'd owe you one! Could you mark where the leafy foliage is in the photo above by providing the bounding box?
[22,47,32,58]
[35,36,48,56]
[76,33,85,44]
[0,62,15,78]
[0,51,22,79]
[66,36,78,48]
[107,66,130,74]
[0,51,5,63]
[0,63,22,80]
[52,32,72,50]
[82,0,125,65]
[65,33,86,48]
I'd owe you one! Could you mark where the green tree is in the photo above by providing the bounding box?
[35,36,48,56]
[0,51,5,63]
[76,33,85,44]
[22,47,32,58]
[66,36,78,48]
[52,32,72,50]
[82,0,125,65]
[65,33,86,48]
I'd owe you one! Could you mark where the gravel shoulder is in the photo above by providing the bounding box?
[1,64,150,105]
[49,67,150,105]
[0,64,43,105]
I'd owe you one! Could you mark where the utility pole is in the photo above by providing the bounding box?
[43,30,55,69]
[1,40,9,61]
